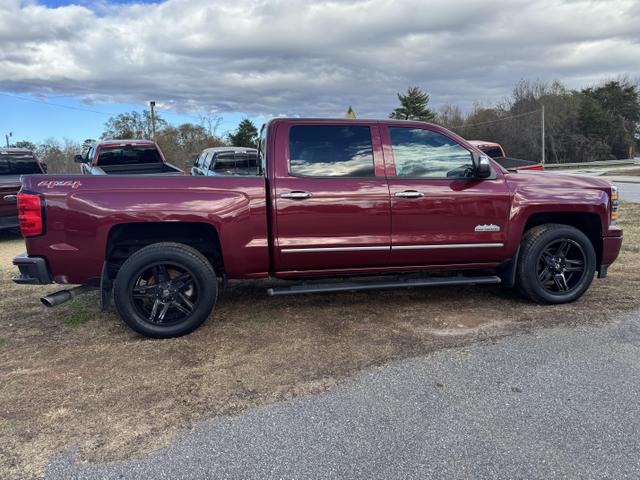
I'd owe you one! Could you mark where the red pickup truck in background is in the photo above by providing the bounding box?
[76,139,184,175]
[12,119,622,338]
[0,148,46,230]
[468,140,544,171]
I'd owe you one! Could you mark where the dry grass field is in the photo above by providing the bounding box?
[1,203,639,479]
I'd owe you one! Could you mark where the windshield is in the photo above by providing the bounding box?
[0,154,42,175]
[98,146,162,166]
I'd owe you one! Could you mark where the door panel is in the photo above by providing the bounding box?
[272,122,391,272]
[388,178,510,265]
[383,125,511,266]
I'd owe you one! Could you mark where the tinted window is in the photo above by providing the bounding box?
[389,128,473,178]
[0,154,41,175]
[194,154,203,168]
[289,125,374,177]
[202,152,213,170]
[480,146,504,158]
[97,146,161,166]
[211,152,259,176]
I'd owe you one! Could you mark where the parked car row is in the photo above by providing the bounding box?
[74,140,260,177]
[0,140,259,230]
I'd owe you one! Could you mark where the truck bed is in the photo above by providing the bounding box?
[95,163,184,175]
[493,157,544,171]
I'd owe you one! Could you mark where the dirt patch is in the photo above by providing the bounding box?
[1,203,639,479]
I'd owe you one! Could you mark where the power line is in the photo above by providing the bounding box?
[0,91,217,124]
[0,91,117,116]
[452,109,541,129]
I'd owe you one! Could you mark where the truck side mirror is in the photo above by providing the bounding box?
[74,154,84,163]
[473,153,492,179]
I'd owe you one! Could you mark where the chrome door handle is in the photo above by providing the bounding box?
[395,191,424,198]
[280,191,312,199]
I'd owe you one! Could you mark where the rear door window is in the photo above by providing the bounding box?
[0,154,41,174]
[210,151,260,176]
[288,125,375,177]
[97,146,161,165]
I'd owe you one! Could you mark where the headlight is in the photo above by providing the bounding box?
[611,185,619,223]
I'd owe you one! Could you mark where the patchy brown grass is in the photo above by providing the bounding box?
[1,203,639,479]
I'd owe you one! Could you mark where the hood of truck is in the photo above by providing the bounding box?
[505,169,613,195]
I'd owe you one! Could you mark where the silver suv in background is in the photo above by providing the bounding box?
[191,147,259,176]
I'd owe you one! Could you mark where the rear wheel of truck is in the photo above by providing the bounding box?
[113,242,218,338]
[516,224,596,304]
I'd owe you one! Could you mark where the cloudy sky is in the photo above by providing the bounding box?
[1,0,639,143]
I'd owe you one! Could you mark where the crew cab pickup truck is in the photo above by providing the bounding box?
[468,140,544,171]
[12,118,622,338]
[75,139,184,175]
[0,148,46,230]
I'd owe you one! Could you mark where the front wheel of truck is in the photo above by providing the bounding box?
[516,224,596,304]
[113,242,218,338]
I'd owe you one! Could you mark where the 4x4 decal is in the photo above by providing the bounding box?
[37,180,82,189]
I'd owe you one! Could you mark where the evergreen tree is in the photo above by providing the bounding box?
[389,86,436,121]
[228,119,259,148]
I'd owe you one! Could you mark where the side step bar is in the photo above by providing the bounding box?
[266,275,501,296]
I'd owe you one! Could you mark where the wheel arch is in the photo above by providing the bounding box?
[501,211,604,287]
[521,212,603,268]
[105,221,224,282]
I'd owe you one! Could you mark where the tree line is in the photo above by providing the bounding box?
[8,77,639,172]
[394,79,639,163]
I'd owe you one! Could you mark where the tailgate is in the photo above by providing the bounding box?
[0,179,20,218]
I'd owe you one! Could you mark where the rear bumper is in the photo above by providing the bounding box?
[12,252,53,285]
[0,215,19,230]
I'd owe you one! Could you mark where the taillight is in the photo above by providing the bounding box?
[17,192,45,237]
[610,185,619,224]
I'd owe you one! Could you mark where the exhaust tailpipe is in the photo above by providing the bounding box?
[41,284,95,308]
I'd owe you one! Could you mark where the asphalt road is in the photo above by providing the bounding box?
[48,311,640,480]
[617,181,640,203]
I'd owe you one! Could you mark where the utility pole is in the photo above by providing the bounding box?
[541,105,545,165]
[149,101,156,141]
[5,132,12,148]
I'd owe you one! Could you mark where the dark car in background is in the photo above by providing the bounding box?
[76,139,184,175]
[0,148,47,230]
[191,147,259,176]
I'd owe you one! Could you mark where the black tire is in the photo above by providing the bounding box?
[113,242,217,338]
[516,224,596,304]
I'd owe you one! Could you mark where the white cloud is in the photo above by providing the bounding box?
[0,0,639,117]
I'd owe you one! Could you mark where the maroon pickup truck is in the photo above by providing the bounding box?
[12,118,622,338]
[76,139,184,175]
